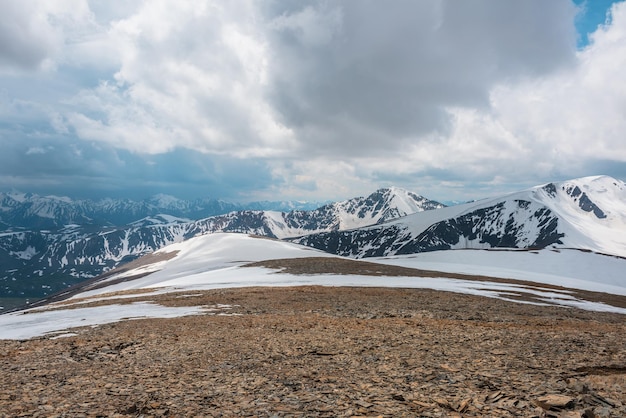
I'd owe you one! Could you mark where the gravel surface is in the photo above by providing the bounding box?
[1,285,625,417]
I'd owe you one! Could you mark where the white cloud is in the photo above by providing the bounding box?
[60,1,580,160]
[1,1,625,201]
[269,4,342,47]
[263,0,578,157]
[0,0,95,72]
[421,1,626,183]
[25,147,47,155]
[286,0,626,201]
[63,0,295,157]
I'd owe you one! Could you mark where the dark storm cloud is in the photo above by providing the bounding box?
[264,0,577,155]
[0,135,275,200]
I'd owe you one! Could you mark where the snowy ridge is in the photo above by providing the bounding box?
[533,175,626,255]
[2,176,625,304]
[70,233,626,301]
[293,176,626,259]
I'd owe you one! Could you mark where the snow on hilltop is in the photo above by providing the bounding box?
[3,177,626,339]
[534,175,626,255]
[75,233,626,300]
[3,176,626,306]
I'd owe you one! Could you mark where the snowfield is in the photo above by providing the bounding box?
[1,233,625,340]
[373,248,626,296]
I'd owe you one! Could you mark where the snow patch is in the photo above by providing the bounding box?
[10,246,37,260]
[0,302,209,340]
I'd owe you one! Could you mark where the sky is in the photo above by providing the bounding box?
[0,0,625,203]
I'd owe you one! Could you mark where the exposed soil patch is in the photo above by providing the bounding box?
[1,286,625,417]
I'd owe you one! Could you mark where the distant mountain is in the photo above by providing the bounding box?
[0,188,443,299]
[0,192,323,230]
[262,186,445,239]
[292,176,626,259]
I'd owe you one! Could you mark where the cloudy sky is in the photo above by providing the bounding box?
[1,0,625,203]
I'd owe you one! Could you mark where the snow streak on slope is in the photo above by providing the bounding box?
[0,303,210,340]
[293,176,626,259]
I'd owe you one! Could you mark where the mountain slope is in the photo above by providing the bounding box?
[292,176,626,258]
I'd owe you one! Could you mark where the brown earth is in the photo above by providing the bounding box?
[1,283,625,418]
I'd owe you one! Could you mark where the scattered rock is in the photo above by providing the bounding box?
[354,400,373,408]
[536,394,576,410]
[1,286,624,417]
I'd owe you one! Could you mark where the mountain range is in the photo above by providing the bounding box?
[0,192,324,230]
[292,175,626,258]
[1,175,624,308]
[0,187,443,300]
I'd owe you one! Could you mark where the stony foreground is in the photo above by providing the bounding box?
[1,286,625,417]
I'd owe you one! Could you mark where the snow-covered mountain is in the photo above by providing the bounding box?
[262,187,444,238]
[0,188,443,299]
[293,176,626,259]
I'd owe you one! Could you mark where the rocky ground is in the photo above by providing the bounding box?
[1,283,625,418]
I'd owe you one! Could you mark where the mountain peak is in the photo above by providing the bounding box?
[536,175,625,217]
[364,186,445,220]
[295,175,626,259]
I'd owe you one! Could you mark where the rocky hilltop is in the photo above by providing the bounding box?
[1,286,624,417]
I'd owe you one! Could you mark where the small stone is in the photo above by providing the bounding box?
[354,399,373,408]
[457,398,472,413]
[433,397,451,409]
[593,406,611,418]
[536,394,575,410]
